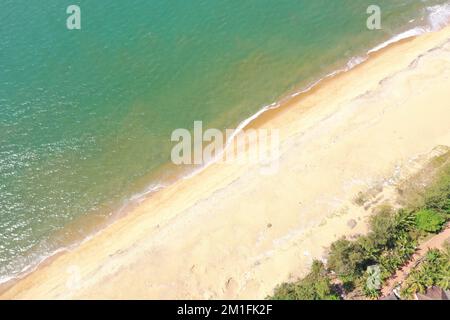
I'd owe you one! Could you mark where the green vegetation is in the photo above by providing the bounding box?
[401,243,450,298]
[269,151,450,300]
[415,209,446,233]
[326,207,417,298]
[270,261,339,300]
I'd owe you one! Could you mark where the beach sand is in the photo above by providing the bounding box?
[2,25,450,300]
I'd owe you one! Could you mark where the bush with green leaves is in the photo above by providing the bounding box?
[423,163,450,215]
[270,260,340,300]
[415,209,446,233]
[327,239,367,278]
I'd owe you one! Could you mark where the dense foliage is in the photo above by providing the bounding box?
[327,207,417,298]
[270,260,339,300]
[401,244,450,298]
[415,209,446,233]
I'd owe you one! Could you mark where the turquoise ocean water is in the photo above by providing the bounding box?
[1,0,450,281]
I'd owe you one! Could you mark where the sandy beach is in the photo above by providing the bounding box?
[2,25,450,300]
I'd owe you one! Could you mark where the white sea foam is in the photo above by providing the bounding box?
[368,27,428,54]
[427,3,450,31]
[368,3,450,55]
[346,56,368,69]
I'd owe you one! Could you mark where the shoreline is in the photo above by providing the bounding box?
[0,22,421,289]
[0,35,413,290]
[2,23,450,299]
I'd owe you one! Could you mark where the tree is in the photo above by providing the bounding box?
[270,260,339,300]
[424,168,450,214]
[368,206,398,248]
[401,247,450,298]
[327,239,368,277]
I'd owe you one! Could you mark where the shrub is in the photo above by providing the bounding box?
[415,209,446,233]
[327,239,368,277]
[368,206,397,248]
[424,164,450,214]
[426,194,450,214]
[270,260,340,300]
